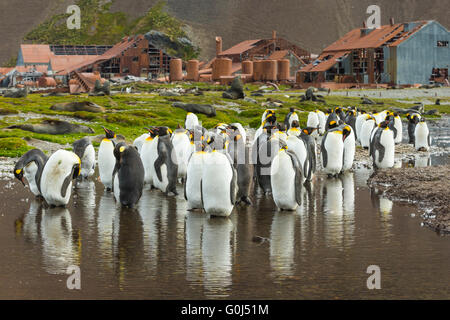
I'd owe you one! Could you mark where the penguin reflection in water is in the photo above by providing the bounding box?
[112,142,144,208]
[14,149,48,197]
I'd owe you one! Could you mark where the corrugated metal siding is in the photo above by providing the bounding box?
[396,21,450,84]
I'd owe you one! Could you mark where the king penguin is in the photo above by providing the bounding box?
[73,137,95,179]
[414,118,431,151]
[112,142,144,208]
[140,127,159,188]
[185,112,199,130]
[284,108,299,130]
[151,127,179,195]
[393,112,403,144]
[360,116,376,149]
[286,134,308,184]
[270,144,303,211]
[370,121,395,169]
[407,112,421,144]
[201,144,238,217]
[171,125,193,182]
[14,149,48,197]
[40,150,81,206]
[227,129,254,205]
[321,127,350,176]
[98,126,116,190]
[299,127,318,181]
[185,139,207,210]
[340,125,355,172]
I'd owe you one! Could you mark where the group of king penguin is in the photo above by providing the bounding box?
[13,104,431,215]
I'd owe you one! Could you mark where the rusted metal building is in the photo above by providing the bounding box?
[201,31,311,81]
[298,20,450,87]
[59,33,177,79]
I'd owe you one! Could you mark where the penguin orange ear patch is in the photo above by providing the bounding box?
[119,146,125,153]
[15,169,21,174]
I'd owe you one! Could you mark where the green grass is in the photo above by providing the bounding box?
[0,137,34,157]
[0,82,448,157]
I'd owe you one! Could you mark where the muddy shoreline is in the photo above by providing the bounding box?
[368,165,450,234]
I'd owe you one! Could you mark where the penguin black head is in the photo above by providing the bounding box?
[102,126,116,139]
[277,123,286,132]
[342,125,352,141]
[328,120,338,129]
[13,167,25,186]
[302,127,317,136]
[378,120,389,129]
[144,127,159,138]
[113,142,128,161]
[289,107,295,113]
[291,120,300,128]
[155,126,173,137]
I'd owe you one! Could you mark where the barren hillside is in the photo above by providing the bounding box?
[1,0,449,63]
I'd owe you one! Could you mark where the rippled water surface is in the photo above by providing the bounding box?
[0,119,449,299]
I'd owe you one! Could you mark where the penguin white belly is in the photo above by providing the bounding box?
[140,138,155,186]
[153,163,169,192]
[81,144,95,178]
[172,133,192,179]
[307,112,319,129]
[287,127,301,137]
[271,151,298,210]
[185,113,199,130]
[186,152,205,210]
[253,126,263,144]
[40,150,79,206]
[342,130,355,171]
[376,130,395,168]
[133,133,149,154]
[286,137,307,183]
[323,133,343,175]
[23,161,40,196]
[289,113,299,127]
[394,117,403,144]
[317,111,326,134]
[98,139,115,189]
[360,120,375,148]
[355,115,366,141]
[414,123,430,151]
[201,152,234,217]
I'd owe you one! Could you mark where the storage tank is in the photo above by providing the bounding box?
[253,60,263,81]
[212,58,232,81]
[186,59,199,81]
[277,59,290,81]
[169,58,183,82]
[242,60,253,77]
[263,60,278,81]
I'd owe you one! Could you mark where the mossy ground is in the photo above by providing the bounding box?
[0,82,448,157]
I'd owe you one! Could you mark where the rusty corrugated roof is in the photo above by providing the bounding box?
[267,50,289,60]
[58,35,145,75]
[0,67,14,75]
[20,44,53,64]
[301,51,350,72]
[218,39,262,56]
[324,21,429,52]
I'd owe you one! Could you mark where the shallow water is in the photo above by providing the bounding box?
[0,165,449,299]
[0,118,449,299]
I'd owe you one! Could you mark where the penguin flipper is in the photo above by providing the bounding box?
[286,150,303,206]
[320,134,328,169]
[428,133,431,147]
[60,167,77,198]
[200,179,204,208]
[183,174,188,201]
[154,154,165,182]
[230,167,237,205]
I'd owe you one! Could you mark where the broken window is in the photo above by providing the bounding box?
[437,41,449,47]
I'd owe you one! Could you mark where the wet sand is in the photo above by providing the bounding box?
[368,165,450,234]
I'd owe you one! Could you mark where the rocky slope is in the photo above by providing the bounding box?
[1,0,449,63]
